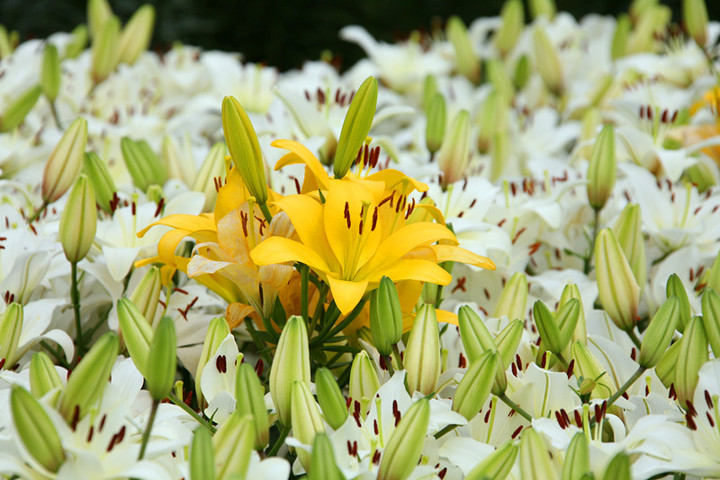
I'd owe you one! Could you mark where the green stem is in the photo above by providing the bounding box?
[625,328,642,350]
[138,399,159,460]
[301,265,309,326]
[267,424,291,457]
[70,261,84,360]
[244,318,273,367]
[26,199,49,224]
[391,343,404,371]
[49,101,62,129]
[168,392,216,433]
[433,423,459,439]
[583,208,600,275]
[39,340,71,369]
[498,393,533,422]
[259,202,273,224]
[606,366,646,408]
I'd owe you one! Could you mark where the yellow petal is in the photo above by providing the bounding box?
[215,168,250,223]
[157,228,215,265]
[373,259,452,285]
[251,236,331,274]
[272,139,331,190]
[431,244,496,270]
[137,213,216,238]
[436,309,459,326]
[326,275,369,315]
[365,169,429,193]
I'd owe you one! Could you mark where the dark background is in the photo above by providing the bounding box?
[2,0,718,71]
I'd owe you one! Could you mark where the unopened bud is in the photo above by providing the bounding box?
[613,203,646,288]
[603,452,631,480]
[377,398,430,480]
[655,339,681,389]
[684,0,709,46]
[529,0,556,19]
[466,441,518,480]
[41,44,61,102]
[315,367,348,429]
[64,25,88,59]
[594,228,640,332]
[702,288,720,357]
[586,125,616,210]
[458,305,495,363]
[559,283,587,342]
[425,94,446,155]
[333,76,378,178]
[42,117,88,203]
[369,276,403,356]
[514,54,531,90]
[117,297,153,377]
[571,341,617,398]
[83,152,117,213]
[308,433,344,480]
[422,75,439,110]
[213,412,255,480]
[519,427,555,479]
[270,316,310,425]
[706,249,720,297]
[118,4,155,65]
[534,300,575,356]
[495,0,524,57]
[190,428,215,480]
[145,316,176,401]
[29,351,62,398]
[486,59,514,101]
[562,432,590,480]
[0,25,13,59]
[91,15,120,84]
[452,350,499,420]
[235,362,270,449]
[447,16,480,82]
[121,137,167,192]
[494,319,524,371]
[0,84,42,132]
[611,14,631,59]
[129,266,162,325]
[11,385,66,473]
[195,317,230,406]
[493,272,527,321]
[404,304,441,395]
[60,175,97,263]
[437,109,471,186]
[666,274,691,332]
[291,380,325,470]
[533,26,563,96]
[193,142,226,211]
[0,302,23,369]
[88,0,112,40]
[675,315,708,408]
[639,296,680,369]
[477,89,509,154]
[349,350,380,414]
[685,157,717,193]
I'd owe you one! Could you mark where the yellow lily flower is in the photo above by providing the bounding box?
[672,86,720,164]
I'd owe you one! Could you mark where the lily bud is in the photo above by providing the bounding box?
[404,304,441,395]
[190,428,215,480]
[349,351,380,414]
[0,84,42,132]
[486,59,514,101]
[495,0,524,57]
[519,427,555,479]
[477,89,509,154]
[308,433,344,480]
[60,175,97,263]
[83,152,116,213]
[447,16,480,82]
[118,4,155,65]
[41,44,61,102]
[514,54,531,90]
[560,284,587,342]
[195,317,230,406]
[493,272,528,321]
[422,74,438,109]
[315,367,348,429]
[377,398,430,480]
[193,142,226,211]
[88,0,112,40]
[556,299,581,352]
[702,288,720,357]
[65,25,88,59]
[603,452,631,480]
[333,76,378,178]
[562,433,590,480]
[369,276,403,356]
[42,117,87,203]
[613,203,646,288]
[494,319,524,370]
[58,331,119,423]
[129,266,162,325]
[30,352,63,398]
[0,26,13,59]
[655,339,681,389]
[594,228,640,332]
[162,135,196,185]
[685,156,717,194]
[529,0,556,19]
[465,441,518,480]
[675,316,708,408]
[121,137,167,192]
[425,93,446,156]
[571,341,617,398]
[707,249,720,295]
[0,302,23,369]
[452,350,499,420]
[270,315,310,425]
[11,385,66,473]
[221,96,268,203]
[458,305,495,363]
[638,296,680,369]
[666,274,691,332]
[533,26,563,96]
[291,380,326,470]
[437,109,471,186]
[235,362,270,449]
[91,15,120,84]
[146,316,176,401]
[213,412,255,480]
[683,0,709,47]
[117,297,153,376]
[534,300,564,356]
[586,125,616,210]
[611,14,631,59]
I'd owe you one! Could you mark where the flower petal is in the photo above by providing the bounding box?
[430,244,496,270]
[326,275,369,315]
[272,139,331,190]
[251,237,331,274]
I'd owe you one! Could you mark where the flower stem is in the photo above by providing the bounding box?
[259,202,273,224]
[625,328,642,350]
[498,393,533,422]
[606,366,646,407]
[26,199,49,224]
[267,424,291,457]
[70,261,85,360]
[138,399,159,460]
[50,101,62,129]
[168,392,216,433]
[433,423,459,439]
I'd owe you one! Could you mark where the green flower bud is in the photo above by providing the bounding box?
[486,59,514,101]
[0,302,23,369]
[146,316,176,401]
[571,341,617,399]
[0,25,13,59]
[377,398,430,480]
[190,428,216,480]
[59,175,97,263]
[603,452,631,480]
[270,315,310,425]
[425,94,446,156]
[519,427,556,479]
[594,228,640,332]
[369,276,403,356]
[533,300,563,355]
[666,274,691,332]
[221,96,268,204]
[514,54,531,90]
[684,0,709,46]
[452,351,499,420]
[458,305,495,363]
[11,385,66,473]
[447,16,480,82]
[628,5,671,54]
[586,125,616,211]
[193,142,227,212]
[465,441,518,480]
[404,304,441,395]
[41,44,61,102]
[291,380,326,470]
[655,338,681,389]
[333,76,378,178]
[88,0,112,40]
[493,272,528,322]
[315,367,348,429]
[477,89,509,154]
[495,319,524,370]
[91,15,120,84]
[195,317,230,406]
[0,84,42,132]
[613,203,646,288]
[121,137,167,192]
[556,298,581,352]
[235,362,270,449]
[129,266,162,326]
[42,117,88,203]
[702,288,720,357]
[686,159,718,194]
[422,75,439,110]
[533,26,563,96]
[707,249,720,295]
[308,433,345,480]
[437,109,471,186]
[118,4,155,65]
[611,14,631,59]
[162,135,196,186]
[117,297,153,376]
[64,25,88,59]
[349,350,380,414]
[58,331,118,423]
[83,152,117,213]
[495,0,524,57]
[578,377,596,396]
[560,283,587,343]
[213,412,255,480]
[675,316,708,408]
[30,352,63,398]
[561,433,590,480]
[529,0,556,19]
[639,296,679,369]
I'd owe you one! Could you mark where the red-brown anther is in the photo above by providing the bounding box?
[353,441,358,457]
[335,88,341,104]
[686,412,697,430]
[528,242,542,255]
[255,215,267,235]
[216,355,227,374]
[354,400,361,418]
[574,409,582,427]
[438,467,448,479]
[254,359,264,377]
[508,409,515,417]
[304,90,311,101]
[511,426,523,439]
[539,352,547,369]
[0,359,5,370]
[555,410,566,428]
[371,206,379,231]
[346,396,352,408]
[379,192,394,208]
[707,412,716,428]
[671,110,678,123]
[379,355,388,371]
[154,197,165,217]
[346,440,353,455]
[458,352,467,369]
[562,409,571,427]
[661,109,669,123]
[511,363,518,377]
[516,355,523,371]
[87,425,94,443]
[344,202,351,228]
[393,400,399,416]
[511,227,526,244]
[131,201,136,216]
[71,405,81,431]
[372,449,381,465]
[687,401,697,417]
[293,177,301,194]
[358,219,364,235]
[484,409,491,423]
[240,211,248,237]
[374,419,379,435]
[705,390,714,409]
[566,359,575,379]
[510,182,517,196]
[99,414,107,432]
[639,105,645,119]
[622,392,629,400]
[594,404,602,423]
[363,144,369,166]
[317,88,325,104]
[395,195,403,213]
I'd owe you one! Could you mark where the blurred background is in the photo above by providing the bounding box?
[2,0,718,71]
